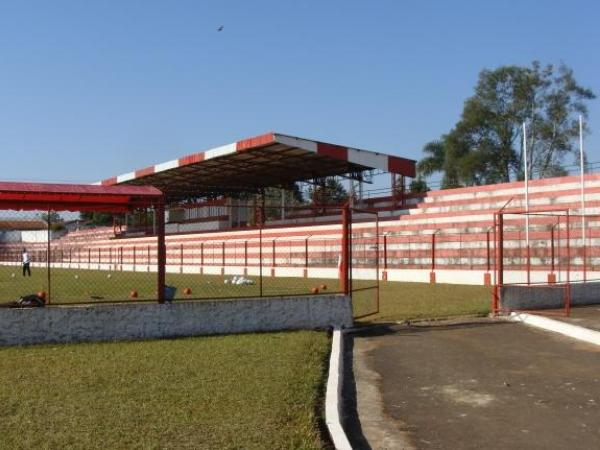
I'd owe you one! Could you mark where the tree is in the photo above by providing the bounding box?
[418,62,595,186]
[409,176,429,193]
[39,211,65,231]
[308,178,348,205]
[262,184,306,220]
[79,212,115,226]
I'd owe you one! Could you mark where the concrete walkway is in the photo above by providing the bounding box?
[559,305,600,332]
[348,319,600,450]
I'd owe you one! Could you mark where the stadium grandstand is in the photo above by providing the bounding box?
[1,131,600,310]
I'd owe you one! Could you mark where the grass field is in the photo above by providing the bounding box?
[0,331,331,450]
[357,281,491,322]
[0,265,342,303]
[0,265,491,321]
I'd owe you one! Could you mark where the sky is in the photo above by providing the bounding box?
[1,0,599,186]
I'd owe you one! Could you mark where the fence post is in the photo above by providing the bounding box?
[259,211,263,297]
[486,229,491,272]
[304,237,309,278]
[156,201,166,303]
[341,204,350,295]
[430,231,437,284]
[47,213,51,304]
[383,234,388,270]
[272,239,276,275]
[566,211,571,316]
[582,217,587,282]
[244,240,248,275]
[493,213,504,313]
[180,243,183,273]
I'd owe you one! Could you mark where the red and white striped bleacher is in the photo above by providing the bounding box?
[2,173,599,285]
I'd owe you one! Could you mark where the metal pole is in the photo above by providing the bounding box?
[523,122,530,220]
[375,216,380,313]
[383,234,388,271]
[580,115,586,282]
[431,232,436,272]
[523,123,531,285]
[156,201,166,303]
[341,204,350,295]
[566,210,571,316]
[551,224,555,273]
[259,215,263,297]
[304,237,309,274]
[47,208,51,304]
[486,229,491,272]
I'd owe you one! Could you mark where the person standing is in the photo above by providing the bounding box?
[22,248,31,277]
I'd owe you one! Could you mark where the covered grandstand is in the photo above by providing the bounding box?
[98,132,417,233]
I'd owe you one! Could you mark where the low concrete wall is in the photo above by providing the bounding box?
[501,281,600,310]
[0,294,352,347]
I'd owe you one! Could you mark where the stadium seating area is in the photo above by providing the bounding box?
[1,173,599,285]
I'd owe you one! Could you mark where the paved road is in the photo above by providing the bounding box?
[348,319,600,450]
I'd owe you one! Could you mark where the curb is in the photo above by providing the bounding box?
[325,328,353,450]
[508,312,600,346]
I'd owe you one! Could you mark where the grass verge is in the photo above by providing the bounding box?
[352,281,491,322]
[0,331,331,450]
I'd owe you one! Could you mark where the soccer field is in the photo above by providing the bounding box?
[0,331,331,450]
[0,265,490,320]
[0,265,342,303]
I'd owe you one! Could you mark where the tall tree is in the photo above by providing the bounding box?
[418,62,595,186]
[308,177,348,205]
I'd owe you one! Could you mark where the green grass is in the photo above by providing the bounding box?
[354,280,492,322]
[0,265,340,304]
[0,265,491,321]
[0,331,331,450]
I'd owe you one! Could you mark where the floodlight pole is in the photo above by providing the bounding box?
[579,115,587,282]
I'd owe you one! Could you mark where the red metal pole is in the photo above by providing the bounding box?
[259,218,263,297]
[493,213,504,314]
[222,241,226,266]
[526,244,531,285]
[551,225,555,273]
[375,216,380,313]
[304,237,309,272]
[156,201,166,303]
[383,234,388,271]
[486,230,491,272]
[582,217,587,282]
[566,211,571,316]
[200,242,204,266]
[47,213,51,304]
[431,233,436,272]
[341,204,350,295]
[272,239,276,267]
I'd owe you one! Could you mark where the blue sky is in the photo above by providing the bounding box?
[1,0,599,185]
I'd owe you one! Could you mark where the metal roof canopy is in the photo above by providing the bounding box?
[99,132,416,201]
[0,182,164,212]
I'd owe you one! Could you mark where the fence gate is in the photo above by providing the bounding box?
[350,207,380,319]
